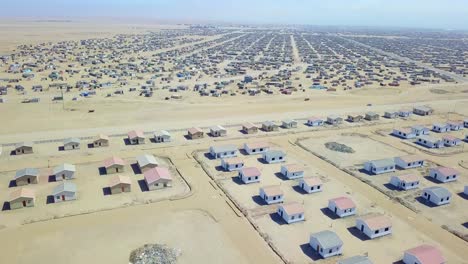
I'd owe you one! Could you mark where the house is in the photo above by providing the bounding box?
[411,125,429,136]
[390,174,420,190]
[277,202,305,224]
[355,215,392,239]
[242,122,258,134]
[221,157,244,171]
[395,155,424,169]
[188,127,204,139]
[384,111,399,119]
[15,168,39,186]
[447,120,463,131]
[52,182,77,203]
[144,167,172,191]
[422,186,451,206]
[403,244,445,264]
[365,112,380,121]
[399,109,412,118]
[327,115,343,125]
[417,135,444,148]
[347,114,363,122]
[259,185,284,204]
[432,123,449,133]
[93,134,109,147]
[244,142,270,155]
[262,121,279,132]
[280,164,304,179]
[63,138,80,150]
[9,188,35,209]
[307,117,324,127]
[282,119,297,129]
[263,150,286,164]
[128,130,145,145]
[210,125,227,137]
[464,119,468,128]
[154,130,171,143]
[137,154,158,173]
[392,128,416,139]
[299,177,323,193]
[109,175,131,194]
[53,163,76,181]
[239,167,261,184]
[364,158,395,175]
[464,185,468,195]
[413,106,433,116]
[338,255,373,264]
[14,142,33,155]
[429,167,459,183]
[442,135,461,147]
[209,145,237,159]
[103,156,125,174]
[328,196,356,218]
[309,230,343,259]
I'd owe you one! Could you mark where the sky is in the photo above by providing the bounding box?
[2,0,468,30]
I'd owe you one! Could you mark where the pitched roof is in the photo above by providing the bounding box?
[281,202,304,215]
[210,125,226,131]
[109,175,131,187]
[431,166,459,176]
[330,196,356,209]
[245,141,269,149]
[15,168,39,179]
[144,167,172,184]
[308,116,323,122]
[137,154,158,168]
[53,163,76,175]
[103,156,125,168]
[442,135,460,141]
[261,185,283,197]
[302,177,322,186]
[128,130,144,139]
[264,150,285,158]
[282,164,303,173]
[368,158,395,168]
[15,141,33,149]
[95,134,109,141]
[52,182,77,195]
[188,127,203,134]
[310,230,343,249]
[405,245,445,264]
[9,188,35,201]
[394,174,419,183]
[397,155,424,163]
[154,130,171,137]
[64,137,80,145]
[424,186,451,198]
[240,167,261,177]
[222,157,243,165]
[242,122,257,129]
[210,145,237,153]
[359,215,392,230]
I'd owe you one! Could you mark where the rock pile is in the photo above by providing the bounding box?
[129,244,181,264]
[324,142,355,153]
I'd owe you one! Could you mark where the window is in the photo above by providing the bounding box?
[248,177,251,181]
[329,249,332,253]
[385,227,389,231]
[279,157,283,160]
[273,196,277,200]
[254,176,258,179]
[375,230,379,234]
[291,215,295,220]
[311,186,314,190]
[317,185,321,189]
[440,198,443,202]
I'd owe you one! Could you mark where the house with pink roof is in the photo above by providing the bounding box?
[429,167,459,183]
[127,130,145,145]
[244,142,270,155]
[93,134,109,147]
[221,157,244,171]
[239,167,261,184]
[277,202,305,224]
[328,197,356,218]
[280,164,304,179]
[442,135,461,147]
[447,120,463,131]
[299,177,323,194]
[390,174,420,190]
[188,127,204,139]
[109,175,131,194]
[306,117,324,127]
[403,244,445,264]
[355,215,392,239]
[144,167,172,191]
[259,185,284,204]
[242,122,258,134]
[103,156,125,174]
[9,188,35,210]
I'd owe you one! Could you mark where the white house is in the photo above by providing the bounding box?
[209,145,238,159]
[392,128,416,139]
[239,167,261,184]
[411,125,429,137]
[282,119,297,129]
[309,230,343,259]
[327,115,343,125]
[432,123,450,133]
[364,158,396,175]
[263,150,286,164]
[277,202,305,224]
[464,119,468,128]
[413,106,433,116]
[221,157,244,171]
[356,215,392,239]
[447,120,463,131]
[153,130,171,143]
[395,155,424,169]
[307,117,324,127]
[299,177,323,194]
[328,197,356,218]
[390,174,419,190]
[63,138,80,150]
[52,182,77,203]
[417,135,444,148]
[422,186,451,206]
[137,154,158,173]
[259,185,284,204]
[244,142,270,155]
[128,130,145,145]
[464,186,468,196]
[210,125,227,137]
[429,167,459,183]
[280,164,304,179]
[403,245,445,264]
[442,135,462,147]
[53,163,76,181]
[398,109,412,118]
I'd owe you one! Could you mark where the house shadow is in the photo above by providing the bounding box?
[183,135,191,140]
[347,227,370,241]
[462,222,468,229]
[415,196,437,208]
[8,180,17,188]
[138,179,149,192]
[269,213,286,226]
[392,261,405,264]
[358,169,373,176]
[457,192,468,200]
[58,146,64,151]
[130,163,142,174]
[9,150,16,156]
[48,175,56,183]
[231,176,244,185]
[214,165,225,172]
[383,183,398,191]
[299,243,322,261]
[274,172,288,181]
[239,149,249,156]
[203,152,216,160]
[149,138,157,143]
[256,157,268,164]
[2,202,11,211]
[98,167,107,176]
[102,187,112,196]
[423,176,441,184]
[87,143,95,149]
[320,207,339,220]
[292,185,307,194]
[123,138,131,146]
[252,195,266,206]
[46,195,55,204]
[239,129,249,135]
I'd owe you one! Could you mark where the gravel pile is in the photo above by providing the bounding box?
[325,142,355,153]
[129,244,181,264]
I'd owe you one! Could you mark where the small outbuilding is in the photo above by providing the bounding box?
[137,154,158,173]
[15,168,39,186]
[280,164,304,179]
[429,167,459,183]
[259,185,284,204]
[242,122,258,134]
[210,125,227,137]
[154,130,171,143]
[299,177,323,194]
[447,120,463,131]
[364,158,396,175]
[262,121,279,132]
[327,115,343,125]
[221,157,244,171]
[209,145,237,159]
[413,106,433,116]
[422,186,451,206]
[307,117,324,127]
[442,135,461,147]
[93,134,109,147]
[403,244,445,264]
[63,138,80,150]
[262,150,286,164]
[390,174,419,190]
[109,175,131,194]
[281,119,297,129]
[309,230,343,259]
[188,127,204,139]
[103,156,125,174]
[347,114,363,123]
[244,142,270,155]
[365,112,380,121]
[9,188,35,209]
[328,196,356,218]
[432,123,449,133]
[239,167,261,184]
[384,111,399,119]
[277,202,305,224]
[144,167,172,191]
[14,142,33,155]
[52,182,77,203]
[355,215,392,239]
[395,155,424,169]
[53,163,76,181]
[128,130,145,145]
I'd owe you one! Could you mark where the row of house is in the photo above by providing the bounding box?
[364,154,425,175]
[8,182,78,209]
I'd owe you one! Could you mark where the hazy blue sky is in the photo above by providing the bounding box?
[3,0,468,29]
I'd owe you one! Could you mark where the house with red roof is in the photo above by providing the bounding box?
[9,188,35,210]
[127,130,145,145]
[103,156,125,174]
[403,244,445,264]
[239,167,261,184]
[144,167,172,191]
[429,167,459,183]
[328,196,356,218]
[277,202,305,224]
[259,185,284,204]
[280,164,304,179]
[355,215,392,239]
[299,177,323,194]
